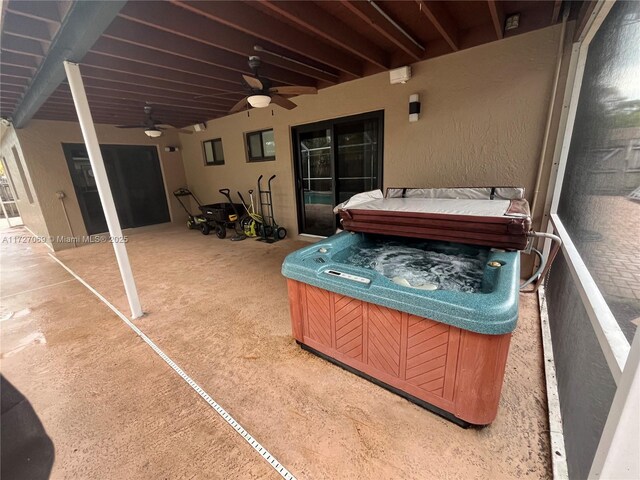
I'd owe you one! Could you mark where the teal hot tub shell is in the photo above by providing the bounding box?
[282,231,520,335]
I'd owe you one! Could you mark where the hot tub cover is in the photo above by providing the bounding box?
[335,188,532,250]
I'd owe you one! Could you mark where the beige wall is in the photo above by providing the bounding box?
[179,25,563,247]
[2,24,564,268]
[6,120,188,250]
[0,124,51,241]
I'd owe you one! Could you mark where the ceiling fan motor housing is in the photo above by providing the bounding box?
[248,56,261,72]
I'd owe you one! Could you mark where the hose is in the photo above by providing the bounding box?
[521,232,563,293]
[521,248,544,290]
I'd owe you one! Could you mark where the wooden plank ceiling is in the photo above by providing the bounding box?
[1,0,587,129]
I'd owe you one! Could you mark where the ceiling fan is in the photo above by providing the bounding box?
[228,56,318,114]
[116,105,193,138]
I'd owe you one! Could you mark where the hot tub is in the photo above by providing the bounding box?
[282,231,520,426]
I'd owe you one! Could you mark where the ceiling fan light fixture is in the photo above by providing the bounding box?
[144,128,163,138]
[247,94,271,108]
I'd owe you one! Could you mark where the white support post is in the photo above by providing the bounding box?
[63,61,143,319]
[589,329,640,479]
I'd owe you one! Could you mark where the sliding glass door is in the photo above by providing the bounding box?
[293,111,383,236]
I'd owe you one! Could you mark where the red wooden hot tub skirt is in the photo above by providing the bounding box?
[287,279,512,426]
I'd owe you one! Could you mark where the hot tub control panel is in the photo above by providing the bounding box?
[324,269,371,285]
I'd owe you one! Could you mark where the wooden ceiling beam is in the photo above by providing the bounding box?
[416,1,459,52]
[2,12,53,43]
[118,1,343,82]
[104,17,320,86]
[167,1,362,78]
[50,89,195,113]
[46,91,239,113]
[34,111,213,129]
[5,0,62,24]
[259,1,388,69]
[91,38,242,89]
[76,65,243,104]
[0,84,25,94]
[0,91,22,100]
[340,1,424,61]
[487,0,505,40]
[55,82,233,113]
[0,50,40,69]
[47,88,211,113]
[58,78,234,111]
[82,52,244,96]
[39,96,212,118]
[0,34,45,57]
[36,104,208,125]
[0,65,33,79]
[40,102,215,126]
[0,75,29,87]
[39,102,210,121]
[1,106,18,116]
[32,110,208,127]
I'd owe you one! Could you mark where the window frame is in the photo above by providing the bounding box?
[203,138,225,166]
[245,129,276,162]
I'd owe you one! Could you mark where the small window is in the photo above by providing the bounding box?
[245,129,275,162]
[203,138,224,166]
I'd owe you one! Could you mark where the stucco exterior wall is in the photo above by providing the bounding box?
[11,120,188,251]
[0,124,51,242]
[178,25,563,248]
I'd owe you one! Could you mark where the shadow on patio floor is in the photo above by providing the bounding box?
[1,375,55,480]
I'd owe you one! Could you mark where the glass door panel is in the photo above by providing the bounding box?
[335,119,380,204]
[299,128,334,236]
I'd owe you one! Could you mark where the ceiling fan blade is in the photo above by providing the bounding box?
[229,97,249,113]
[116,125,146,129]
[242,74,264,90]
[270,94,297,110]
[155,123,194,134]
[269,86,317,96]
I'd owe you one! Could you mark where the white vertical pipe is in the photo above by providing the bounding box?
[63,61,143,319]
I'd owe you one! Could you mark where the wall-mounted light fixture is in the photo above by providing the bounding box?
[164,146,180,152]
[409,94,421,122]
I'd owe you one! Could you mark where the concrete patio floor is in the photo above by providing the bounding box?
[1,224,551,479]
